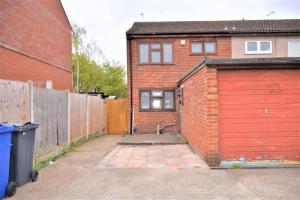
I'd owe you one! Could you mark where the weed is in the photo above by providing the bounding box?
[230,164,241,169]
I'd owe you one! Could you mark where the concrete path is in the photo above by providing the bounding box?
[9,135,122,200]
[9,135,300,200]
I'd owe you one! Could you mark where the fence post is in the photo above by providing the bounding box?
[86,94,89,140]
[28,81,34,123]
[67,91,71,145]
[98,97,102,134]
[103,99,106,134]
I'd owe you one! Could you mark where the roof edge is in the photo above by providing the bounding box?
[59,0,73,33]
[126,31,300,36]
[176,59,207,86]
[126,19,300,36]
[177,57,300,86]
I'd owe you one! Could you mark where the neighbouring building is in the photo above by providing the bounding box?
[232,36,300,58]
[0,0,72,90]
[126,19,300,167]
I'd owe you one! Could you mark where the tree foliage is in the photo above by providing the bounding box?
[71,24,126,98]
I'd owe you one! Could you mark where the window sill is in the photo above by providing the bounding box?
[245,52,272,55]
[138,63,175,66]
[190,53,217,56]
[139,109,176,112]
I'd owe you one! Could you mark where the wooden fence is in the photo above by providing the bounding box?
[70,93,88,141]
[0,79,31,123]
[88,96,105,133]
[0,79,105,162]
[105,99,128,135]
[32,88,69,157]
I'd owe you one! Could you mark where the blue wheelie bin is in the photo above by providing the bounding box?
[0,124,17,199]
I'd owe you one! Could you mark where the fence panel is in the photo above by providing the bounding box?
[105,99,128,135]
[70,93,87,141]
[0,79,30,123]
[88,96,104,134]
[0,79,109,161]
[32,88,69,156]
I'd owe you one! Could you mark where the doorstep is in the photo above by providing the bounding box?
[118,132,187,145]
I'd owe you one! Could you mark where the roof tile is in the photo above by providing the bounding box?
[126,19,300,35]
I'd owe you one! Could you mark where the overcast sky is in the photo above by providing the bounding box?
[61,0,300,65]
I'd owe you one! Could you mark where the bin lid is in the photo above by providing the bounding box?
[0,123,14,134]
[13,122,39,133]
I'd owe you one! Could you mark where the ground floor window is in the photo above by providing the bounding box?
[140,89,175,111]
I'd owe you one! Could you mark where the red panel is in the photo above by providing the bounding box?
[218,69,300,161]
[220,151,300,161]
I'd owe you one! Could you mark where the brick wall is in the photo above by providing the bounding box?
[0,47,72,90]
[180,66,220,166]
[127,36,231,134]
[0,0,72,90]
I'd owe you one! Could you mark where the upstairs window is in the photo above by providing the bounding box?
[288,40,300,57]
[204,42,216,53]
[138,43,173,64]
[191,41,216,54]
[163,43,173,63]
[245,41,272,54]
[191,42,203,54]
[140,89,175,111]
[139,44,149,63]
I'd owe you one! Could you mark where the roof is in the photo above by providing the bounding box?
[127,19,300,35]
[177,57,300,86]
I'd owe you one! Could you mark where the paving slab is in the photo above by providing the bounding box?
[95,144,208,170]
[118,132,187,145]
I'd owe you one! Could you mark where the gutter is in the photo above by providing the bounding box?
[126,31,300,38]
[177,57,300,87]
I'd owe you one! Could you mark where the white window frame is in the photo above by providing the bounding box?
[139,89,175,111]
[138,42,173,64]
[245,41,272,54]
[288,39,300,57]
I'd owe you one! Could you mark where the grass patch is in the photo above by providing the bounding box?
[34,157,52,170]
[70,136,88,150]
[88,131,102,140]
[33,147,70,170]
[230,164,241,169]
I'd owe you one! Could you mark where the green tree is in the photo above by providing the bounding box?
[102,63,127,98]
[71,23,127,98]
[71,53,104,92]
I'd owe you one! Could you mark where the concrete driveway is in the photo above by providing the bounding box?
[10,135,300,200]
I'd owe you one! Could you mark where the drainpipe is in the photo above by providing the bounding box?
[127,36,133,135]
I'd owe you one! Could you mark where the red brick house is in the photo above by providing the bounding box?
[126,19,300,167]
[0,0,72,90]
